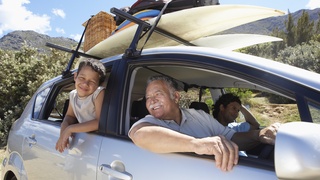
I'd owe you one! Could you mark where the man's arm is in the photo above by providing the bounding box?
[240,105,260,130]
[231,123,280,150]
[129,122,239,172]
[231,130,260,150]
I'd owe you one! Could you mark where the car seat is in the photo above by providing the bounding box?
[189,101,209,114]
[130,97,149,126]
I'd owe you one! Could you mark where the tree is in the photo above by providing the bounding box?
[312,12,320,42]
[0,45,71,144]
[241,10,319,63]
[295,10,314,45]
[285,11,296,47]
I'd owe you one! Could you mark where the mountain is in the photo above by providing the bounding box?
[222,8,320,35]
[0,30,78,53]
[0,8,319,54]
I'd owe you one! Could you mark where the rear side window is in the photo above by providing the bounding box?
[33,87,51,118]
[48,85,73,122]
[309,102,320,123]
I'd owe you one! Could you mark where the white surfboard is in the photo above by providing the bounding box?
[85,5,285,58]
[189,34,283,51]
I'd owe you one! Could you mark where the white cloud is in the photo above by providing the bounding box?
[0,0,51,36]
[70,34,81,42]
[52,8,65,19]
[55,27,65,34]
[306,0,320,9]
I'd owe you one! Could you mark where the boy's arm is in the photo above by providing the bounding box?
[60,102,77,135]
[56,101,77,152]
[55,90,104,153]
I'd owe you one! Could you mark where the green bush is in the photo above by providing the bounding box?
[276,41,320,74]
[225,88,253,104]
[0,45,71,145]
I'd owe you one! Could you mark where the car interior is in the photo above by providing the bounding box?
[125,64,300,163]
[126,64,294,126]
[46,62,298,165]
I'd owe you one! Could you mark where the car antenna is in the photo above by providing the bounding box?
[61,15,94,78]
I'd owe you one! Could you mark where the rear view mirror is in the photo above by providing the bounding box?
[275,122,320,179]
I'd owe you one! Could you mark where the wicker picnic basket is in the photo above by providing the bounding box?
[82,11,116,52]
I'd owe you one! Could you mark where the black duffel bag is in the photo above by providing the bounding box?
[115,0,220,25]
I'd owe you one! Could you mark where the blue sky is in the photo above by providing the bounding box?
[0,0,319,41]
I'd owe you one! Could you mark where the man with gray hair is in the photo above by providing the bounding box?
[129,75,280,172]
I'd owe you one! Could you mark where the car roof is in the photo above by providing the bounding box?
[139,46,320,91]
[40,46,320,98]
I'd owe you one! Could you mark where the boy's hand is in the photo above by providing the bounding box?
[55,128,73,153]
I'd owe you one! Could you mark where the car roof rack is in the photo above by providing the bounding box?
[45,42,101,60]
[45,15,102,79]
[48,2,197,78]
[110,2,195,59]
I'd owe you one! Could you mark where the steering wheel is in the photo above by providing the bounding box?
[258,144,274,160]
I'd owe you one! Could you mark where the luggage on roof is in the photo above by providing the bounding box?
[115,0,220,25]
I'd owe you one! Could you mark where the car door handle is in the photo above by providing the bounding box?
[27,134,37,147]
[99,161,132,180]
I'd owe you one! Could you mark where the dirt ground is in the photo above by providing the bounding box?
[0,148,4,177]
[247,96,299,126]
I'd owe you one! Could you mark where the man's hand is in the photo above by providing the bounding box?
[192,136,239,172]
[259,123,281,145]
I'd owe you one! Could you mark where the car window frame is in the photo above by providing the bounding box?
[111,52,320,137]
[116,57,280,170]
[96,52,320,172]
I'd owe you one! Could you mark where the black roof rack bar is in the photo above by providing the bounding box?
[59,15,93,78]
[110,7,195,47]
[45,42,102,60]
[124,21,149,58]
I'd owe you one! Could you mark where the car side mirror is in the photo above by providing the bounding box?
[275,122,320,179]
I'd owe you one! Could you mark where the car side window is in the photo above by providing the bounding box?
[48,85,73,122]
[213,90,300,127]
[33,87,51,119]
[309,103,320,123]
[127,65,302,132]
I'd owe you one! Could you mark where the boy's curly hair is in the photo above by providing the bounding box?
[78,58,106,85]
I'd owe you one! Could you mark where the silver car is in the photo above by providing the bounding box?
[1,45,320,180]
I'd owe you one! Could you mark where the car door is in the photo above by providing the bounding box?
[21,76,104,180]
[24,121,103,180]
[97,137,277,180]
[94,58,278,180]
[20,83,69,179]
